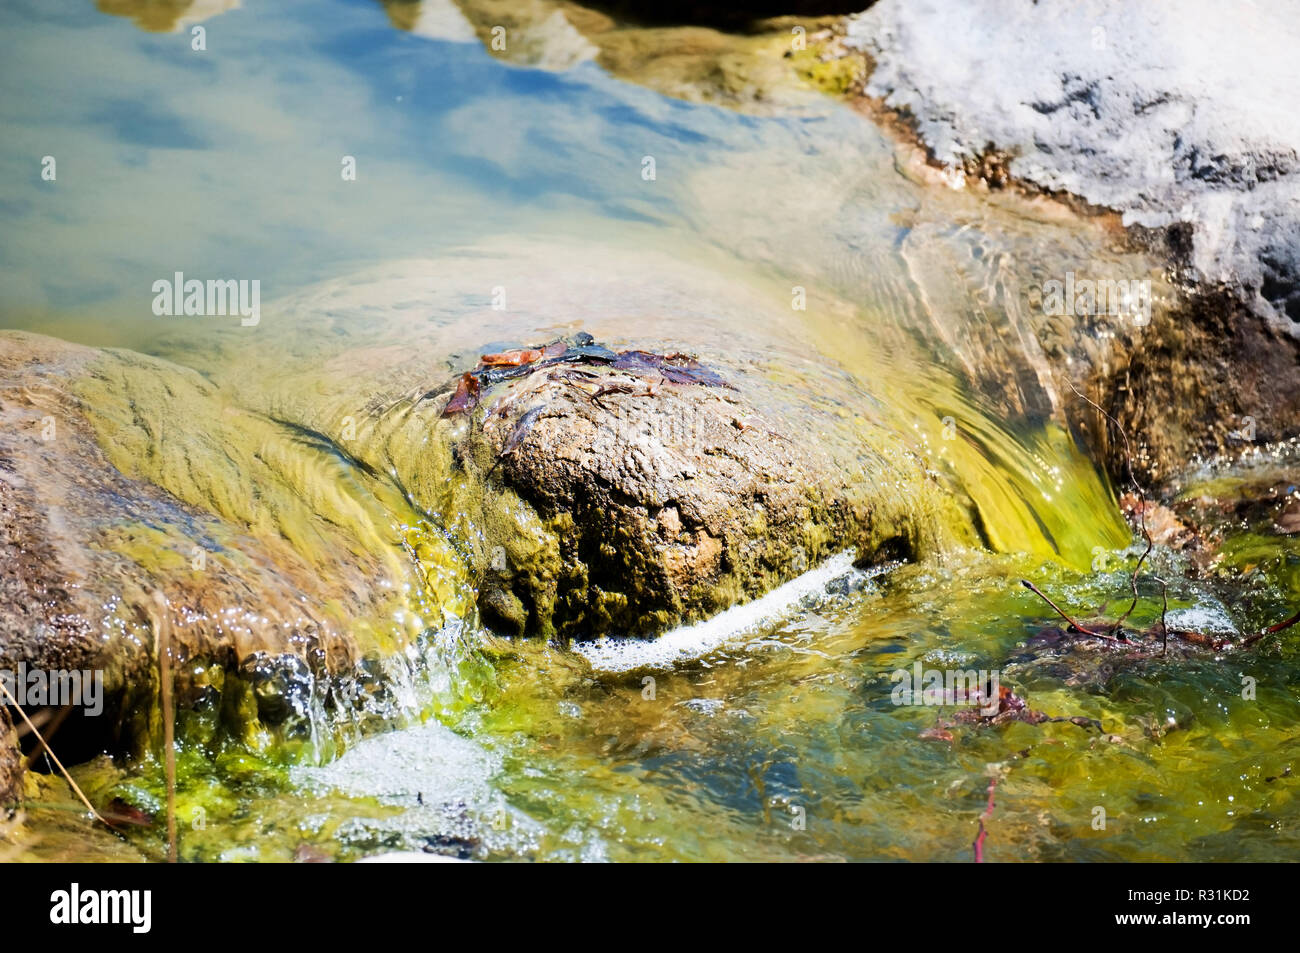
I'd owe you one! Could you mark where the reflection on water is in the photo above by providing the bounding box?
[0,0,1136,559]
[96,0,239,33]
[5,0,1287,863]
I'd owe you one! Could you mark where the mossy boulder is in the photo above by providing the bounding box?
[0,245,987,761]
[0,331,467,761]
[440,345,972,638]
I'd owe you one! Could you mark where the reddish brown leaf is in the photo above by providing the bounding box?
[997,684,1026,713]
[918,727,954,743]
[442,372,481,417]
[612,350,731,388]
[104,797,153,828]
[480,347,543,367]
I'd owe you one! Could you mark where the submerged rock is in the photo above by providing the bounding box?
[95,0,238,33]
[0,331,464,765]
[382,0,852,110]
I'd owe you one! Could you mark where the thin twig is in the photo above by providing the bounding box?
[1263,608,1300,635]
[1241,607,1300,647]
[1062,380,1151,633]
[1020,580,1118,641]
[1113,528,1153,635]
[0,681,108,827]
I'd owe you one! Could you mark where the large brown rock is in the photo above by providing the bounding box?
[449,348,969,638]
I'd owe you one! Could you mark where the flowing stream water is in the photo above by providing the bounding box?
[3,0,1299,862]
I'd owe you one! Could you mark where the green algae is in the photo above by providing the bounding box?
[59,542,1300,864]
[55,344,500,761]
[76,349,407,576]
[787,36,867,97]
[0,235,1159,861]
[425,538,1300,862]
[45,278,1122,776]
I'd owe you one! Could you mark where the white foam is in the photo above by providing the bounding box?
[291,719,496,806]
[572,550,883,673]
[1165,603,1240,637]
[291,718,542,859]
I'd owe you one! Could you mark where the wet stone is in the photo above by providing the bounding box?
[241,652,315,731]
[438,337,963,640]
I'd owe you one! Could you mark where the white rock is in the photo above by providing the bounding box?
[847,0,1300,331]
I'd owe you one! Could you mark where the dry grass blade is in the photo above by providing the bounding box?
[1020,579,1118,641]
[0,680,108,827]
[20,704,73,771]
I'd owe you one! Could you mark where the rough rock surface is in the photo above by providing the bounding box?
[847,0,1300,331]
[451,349,966,638]
[0,708,20,807]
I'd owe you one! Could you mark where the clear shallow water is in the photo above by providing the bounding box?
[50,534,1300,863]
[4,1,1297,862]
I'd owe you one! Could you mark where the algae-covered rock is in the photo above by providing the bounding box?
[841,0,1300,486]
[95,0,239,33]
[0,330,466,758]
[438,338,971,638]
[379,0,850,110]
